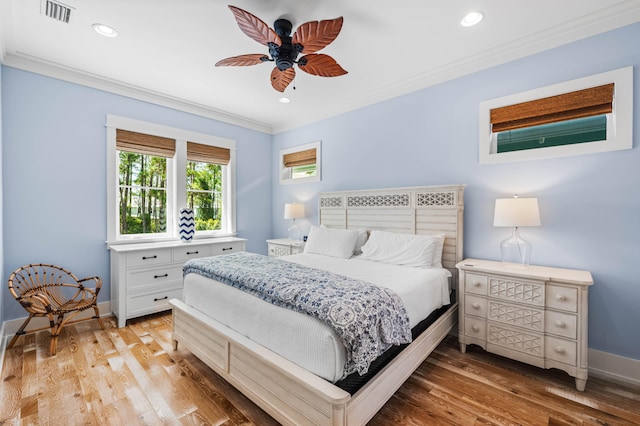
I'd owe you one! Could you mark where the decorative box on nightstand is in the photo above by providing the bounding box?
[266,238,305,257]
[456,259,593,391]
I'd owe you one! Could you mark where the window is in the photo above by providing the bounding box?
[186,142,229,231]
[280,141,321,184]
[479,66,632,164]
[107,115,236,243]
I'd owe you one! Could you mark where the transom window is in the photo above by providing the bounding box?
[106,115,236,243]
[280,141,321,184]
[479,66,632,164]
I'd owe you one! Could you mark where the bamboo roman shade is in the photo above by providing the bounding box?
[283,148,316,167]
[116,129,176,158]
[187,142,231,166]
[490,83,614,133]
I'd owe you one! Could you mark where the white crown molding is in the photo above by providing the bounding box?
[271,1,640,134]
[1,53,274,134]
[2,2,640,135]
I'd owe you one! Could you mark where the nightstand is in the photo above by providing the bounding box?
[266,238,305,257]
[456,259,593,391]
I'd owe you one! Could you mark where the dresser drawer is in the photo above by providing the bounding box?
[464,295,487,317]
[488,276,545,307]
[464,316,486,340]
[465,273,488,295]
[268,244,291,257]
[545,336,577,366]
[546,285,578,313]
[126,266,182,291]
[488,323,544,358]
[545,310,577,339]
[211,241,244,256]
[126,248,172,268]
[126,285,183,317]
[173,244,211,263]
[488,300,544,332]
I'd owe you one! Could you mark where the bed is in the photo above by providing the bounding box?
[170,184,465,425]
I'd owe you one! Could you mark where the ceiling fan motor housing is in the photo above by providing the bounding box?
[271,18,302,71]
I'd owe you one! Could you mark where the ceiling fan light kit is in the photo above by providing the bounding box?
[215,5,348,92]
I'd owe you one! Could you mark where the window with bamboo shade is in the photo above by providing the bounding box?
[107,115,237,243]
[479,66,633,164]
[280,141,321,184]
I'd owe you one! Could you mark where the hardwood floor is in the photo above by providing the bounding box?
[1,312,639,425]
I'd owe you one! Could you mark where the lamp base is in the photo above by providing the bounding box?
[500,227,532,266]
[288,221,300,243]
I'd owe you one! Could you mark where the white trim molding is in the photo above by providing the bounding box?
[588,348,640,387]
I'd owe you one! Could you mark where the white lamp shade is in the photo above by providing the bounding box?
[494,198,541,227]
[284,203,305,219]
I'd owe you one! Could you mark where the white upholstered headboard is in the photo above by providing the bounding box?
[319,184,465,289]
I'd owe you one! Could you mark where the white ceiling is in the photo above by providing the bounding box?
[1,0,640,134]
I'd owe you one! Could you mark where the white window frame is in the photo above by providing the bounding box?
[106,115,236,244]
[279,140,321,184]
[479,66,633,164]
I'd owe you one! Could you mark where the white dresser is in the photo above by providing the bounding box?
[456,259,593,391]
[109,237,246,328]
[266,238,305,257]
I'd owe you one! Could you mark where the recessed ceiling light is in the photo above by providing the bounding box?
[279,97,291,103]
[92,23,118,37]
[461,11,483,27]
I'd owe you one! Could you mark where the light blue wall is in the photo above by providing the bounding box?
[0,64,4,324]
[1,67,272,321]
[272,23,640,360]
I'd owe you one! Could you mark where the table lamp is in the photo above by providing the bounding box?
[284,203,305,242]
[493,196,541,266]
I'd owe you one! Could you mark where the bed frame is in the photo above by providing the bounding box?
[170,184,465,425]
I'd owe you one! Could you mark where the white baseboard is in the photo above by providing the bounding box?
[588,348,640,387]
[2,301,111,341]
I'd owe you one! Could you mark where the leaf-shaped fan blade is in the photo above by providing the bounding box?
[270,67,295,92]
[298,54,347,77]
[292,17,343,54]
[228,6,281,47]
[215,54,269,67]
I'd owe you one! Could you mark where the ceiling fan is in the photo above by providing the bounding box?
[215,5,348,92]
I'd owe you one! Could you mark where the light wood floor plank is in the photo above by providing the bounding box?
[2,312,639,425]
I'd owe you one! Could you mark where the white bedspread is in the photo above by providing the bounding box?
[183,253,451,382]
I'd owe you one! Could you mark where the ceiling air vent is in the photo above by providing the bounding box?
[42,0,74,24]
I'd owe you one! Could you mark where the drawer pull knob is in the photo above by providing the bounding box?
[556,294,567,302]
[142,255,158,260]
[222,247,234,251]
[471,324,480,332]
[472,303,480,309]
[154,274,169,279]
[555,320,566,328]
[154,296,168,302]
[554,346,566,354]
[473,281,481,287]
[187,251,199,255]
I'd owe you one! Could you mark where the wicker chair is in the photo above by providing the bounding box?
[7,263,105,355]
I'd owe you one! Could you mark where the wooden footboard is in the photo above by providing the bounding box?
[170,298,458,426]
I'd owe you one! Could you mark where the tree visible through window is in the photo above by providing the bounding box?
[118,151,167,235]
[187,160,223,231]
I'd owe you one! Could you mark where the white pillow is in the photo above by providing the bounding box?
[354,230,369,255]
[358,230,439,268]
[431,233,447,268]
[303,226,360,258]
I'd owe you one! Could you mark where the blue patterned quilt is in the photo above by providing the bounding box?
[183,252,412,377]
